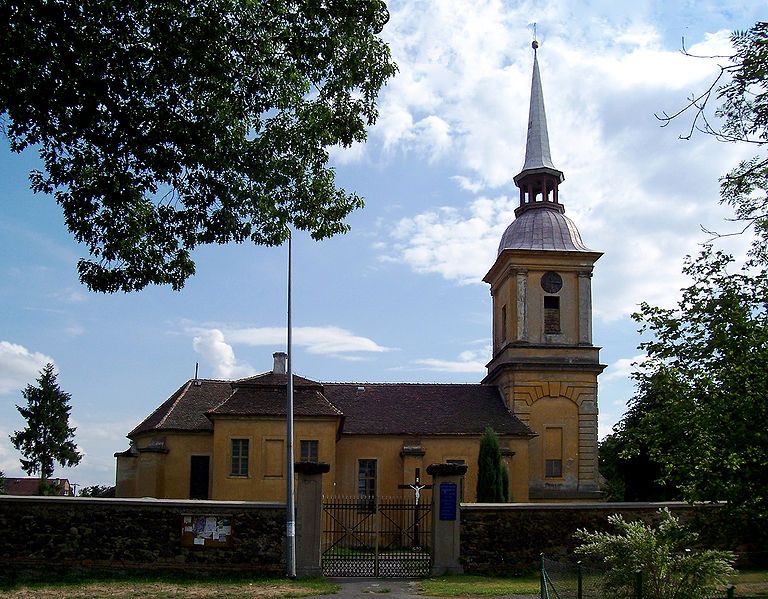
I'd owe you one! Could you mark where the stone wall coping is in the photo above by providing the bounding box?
[0,495,284,509]
[461,501,723,511]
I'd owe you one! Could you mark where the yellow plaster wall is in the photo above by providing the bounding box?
[497,371,600,498]
[334,435,530,502]
[210,417,339,501]
[119,433,213,498]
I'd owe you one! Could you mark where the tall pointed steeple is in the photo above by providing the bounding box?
[513,41,565,216]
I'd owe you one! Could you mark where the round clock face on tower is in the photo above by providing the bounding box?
[541,271,563,293]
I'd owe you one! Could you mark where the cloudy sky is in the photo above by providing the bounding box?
[1,0,763,489]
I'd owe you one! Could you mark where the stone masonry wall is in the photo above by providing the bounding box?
[0,495,285,579]
[461,502,761,575]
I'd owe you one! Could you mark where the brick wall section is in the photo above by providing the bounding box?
[0,496,285,578]
[461,502,758,575]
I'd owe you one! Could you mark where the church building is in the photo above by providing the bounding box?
[115,44,605,503]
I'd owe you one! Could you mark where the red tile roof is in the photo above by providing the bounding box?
[323,383,533,436]
[5,477,71,496]
[127,376,532,438]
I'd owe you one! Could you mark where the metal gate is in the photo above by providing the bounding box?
[321,496,432,577]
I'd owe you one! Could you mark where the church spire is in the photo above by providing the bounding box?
[513,41,565,216]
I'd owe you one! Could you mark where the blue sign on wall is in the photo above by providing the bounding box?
[439,482,457,521]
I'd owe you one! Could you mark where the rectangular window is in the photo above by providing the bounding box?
[230,439,249,477]
[501,305,507,342]
[358,459,377,497]
[263,438,284,478]
[300,440,319,463]
[357,459,377,512]
[544,427,563,478]
[544,295,561,334]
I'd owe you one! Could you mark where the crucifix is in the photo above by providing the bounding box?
[398,468,433,547]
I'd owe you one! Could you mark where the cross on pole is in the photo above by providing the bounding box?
[398,468,433,548]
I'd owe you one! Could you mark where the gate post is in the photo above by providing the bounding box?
[427,462,467,576]
[294,461,330,578]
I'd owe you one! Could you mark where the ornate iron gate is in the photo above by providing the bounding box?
[321,496,432,577]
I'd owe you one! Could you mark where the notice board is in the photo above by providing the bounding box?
[181,515,233,548]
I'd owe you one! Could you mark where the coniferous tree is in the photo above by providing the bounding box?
[476,426,506,502]
[10,364,81,482]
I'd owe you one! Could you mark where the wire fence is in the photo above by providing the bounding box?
[540,554,738,599]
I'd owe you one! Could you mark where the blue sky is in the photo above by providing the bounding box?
[1,0,763,489]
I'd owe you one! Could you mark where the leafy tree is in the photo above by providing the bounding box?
[476,426,506,502]
[79,484,115,498]
[0,470,6,495]
[627,245,768,537]
[599,388,679,502]
[622,20,768,540]
[658,22,768,255]
[10,363,81,481]
[0,0,396,292]
[575,508,735,599]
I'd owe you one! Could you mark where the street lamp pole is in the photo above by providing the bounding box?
[286,230,296,578]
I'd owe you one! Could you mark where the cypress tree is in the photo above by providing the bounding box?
[477,426,506,502]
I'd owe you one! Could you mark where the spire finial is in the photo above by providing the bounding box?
[532,23,538,51]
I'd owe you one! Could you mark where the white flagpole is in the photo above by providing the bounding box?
[286,229,296,578]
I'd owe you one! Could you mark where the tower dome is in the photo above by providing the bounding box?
[498,205,592,254]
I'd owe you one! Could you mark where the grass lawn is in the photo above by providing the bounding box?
[0,575,338,599]
[420,574,540,596]
[419,571,768,597]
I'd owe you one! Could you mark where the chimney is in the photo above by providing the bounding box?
[273,352,288,374]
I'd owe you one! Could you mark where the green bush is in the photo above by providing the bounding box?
[574,508,734,599]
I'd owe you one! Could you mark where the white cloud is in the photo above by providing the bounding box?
[192,329,256,379]
[383,195,516,284]
[369,7,756,320]
[223,326,393,355]
[412,347,490,373]
[0,341,54,395]
[602,354,649,381]
[187,324,393,379]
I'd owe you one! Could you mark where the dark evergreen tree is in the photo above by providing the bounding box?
[476,426,506,502]
[10,364,81,481]
[0,470,6,495]
[500,462,511,502]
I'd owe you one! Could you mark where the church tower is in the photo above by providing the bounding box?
[483,42,605,500]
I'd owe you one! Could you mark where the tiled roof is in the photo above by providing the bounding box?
[5,478,71,496]
[234,371,323,389]
[129,379,232,436]
[323,383,533,436]
[128,378,532,438]
[209,387,342,418]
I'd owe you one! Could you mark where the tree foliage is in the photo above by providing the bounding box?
[599,392,679,502]
[78,484,115,497]
[575,508,735,599]
[658,22,768,251]
[620,21,768,539]
[0,470,6,495]
[476,426,506,502]
[10,363,81,480]
[0,0,396,292]
[626,245,768,534]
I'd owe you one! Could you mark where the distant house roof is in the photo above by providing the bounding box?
[5,477,72,496]
[323,383,533,436]
[129,375,532,439]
